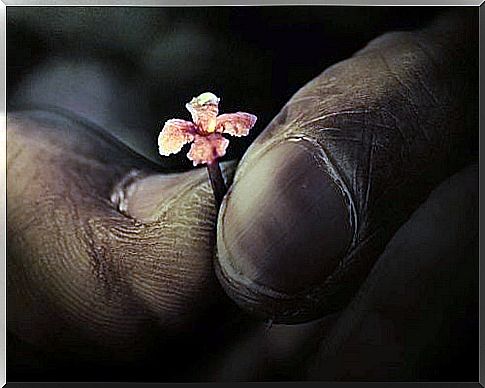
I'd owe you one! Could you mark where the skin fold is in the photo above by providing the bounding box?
[7,8,478,381]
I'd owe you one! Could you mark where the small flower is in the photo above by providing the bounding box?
[158,92,257,166]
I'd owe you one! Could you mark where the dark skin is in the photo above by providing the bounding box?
[7,9,478,381]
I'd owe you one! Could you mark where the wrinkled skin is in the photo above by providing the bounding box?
[7,9,478,381]
[216,10,478,323]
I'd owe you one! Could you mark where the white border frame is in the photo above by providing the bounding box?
[0,2,481,387]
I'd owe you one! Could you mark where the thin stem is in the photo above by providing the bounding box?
[207,160,227,209]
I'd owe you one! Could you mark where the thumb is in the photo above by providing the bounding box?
[7,110,228,358]
[215,10,478,323]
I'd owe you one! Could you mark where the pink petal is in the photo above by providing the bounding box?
[187,134,229,166]
[158,119,196,156]
[216,112,257,137]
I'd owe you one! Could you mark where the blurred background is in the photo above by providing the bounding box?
[7,6,444,167]
[8,6,471,382]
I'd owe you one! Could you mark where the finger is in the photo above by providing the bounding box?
[307,164,478,380]
[215,10,478,323]
[7,110,232,362]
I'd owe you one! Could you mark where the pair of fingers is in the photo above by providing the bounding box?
[7,8,477,375]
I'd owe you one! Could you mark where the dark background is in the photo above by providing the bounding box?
[7,6,443,166]
[7,6,477,382]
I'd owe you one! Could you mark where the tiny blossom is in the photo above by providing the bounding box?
[158,92,257,166]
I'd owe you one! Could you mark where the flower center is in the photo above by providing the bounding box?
[206,118,216,133]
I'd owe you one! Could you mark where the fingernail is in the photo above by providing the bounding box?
[111,169,208,223]
[111,162,237,223]
[218,139,353,295]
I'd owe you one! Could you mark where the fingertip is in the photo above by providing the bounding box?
[216,139,353,323]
